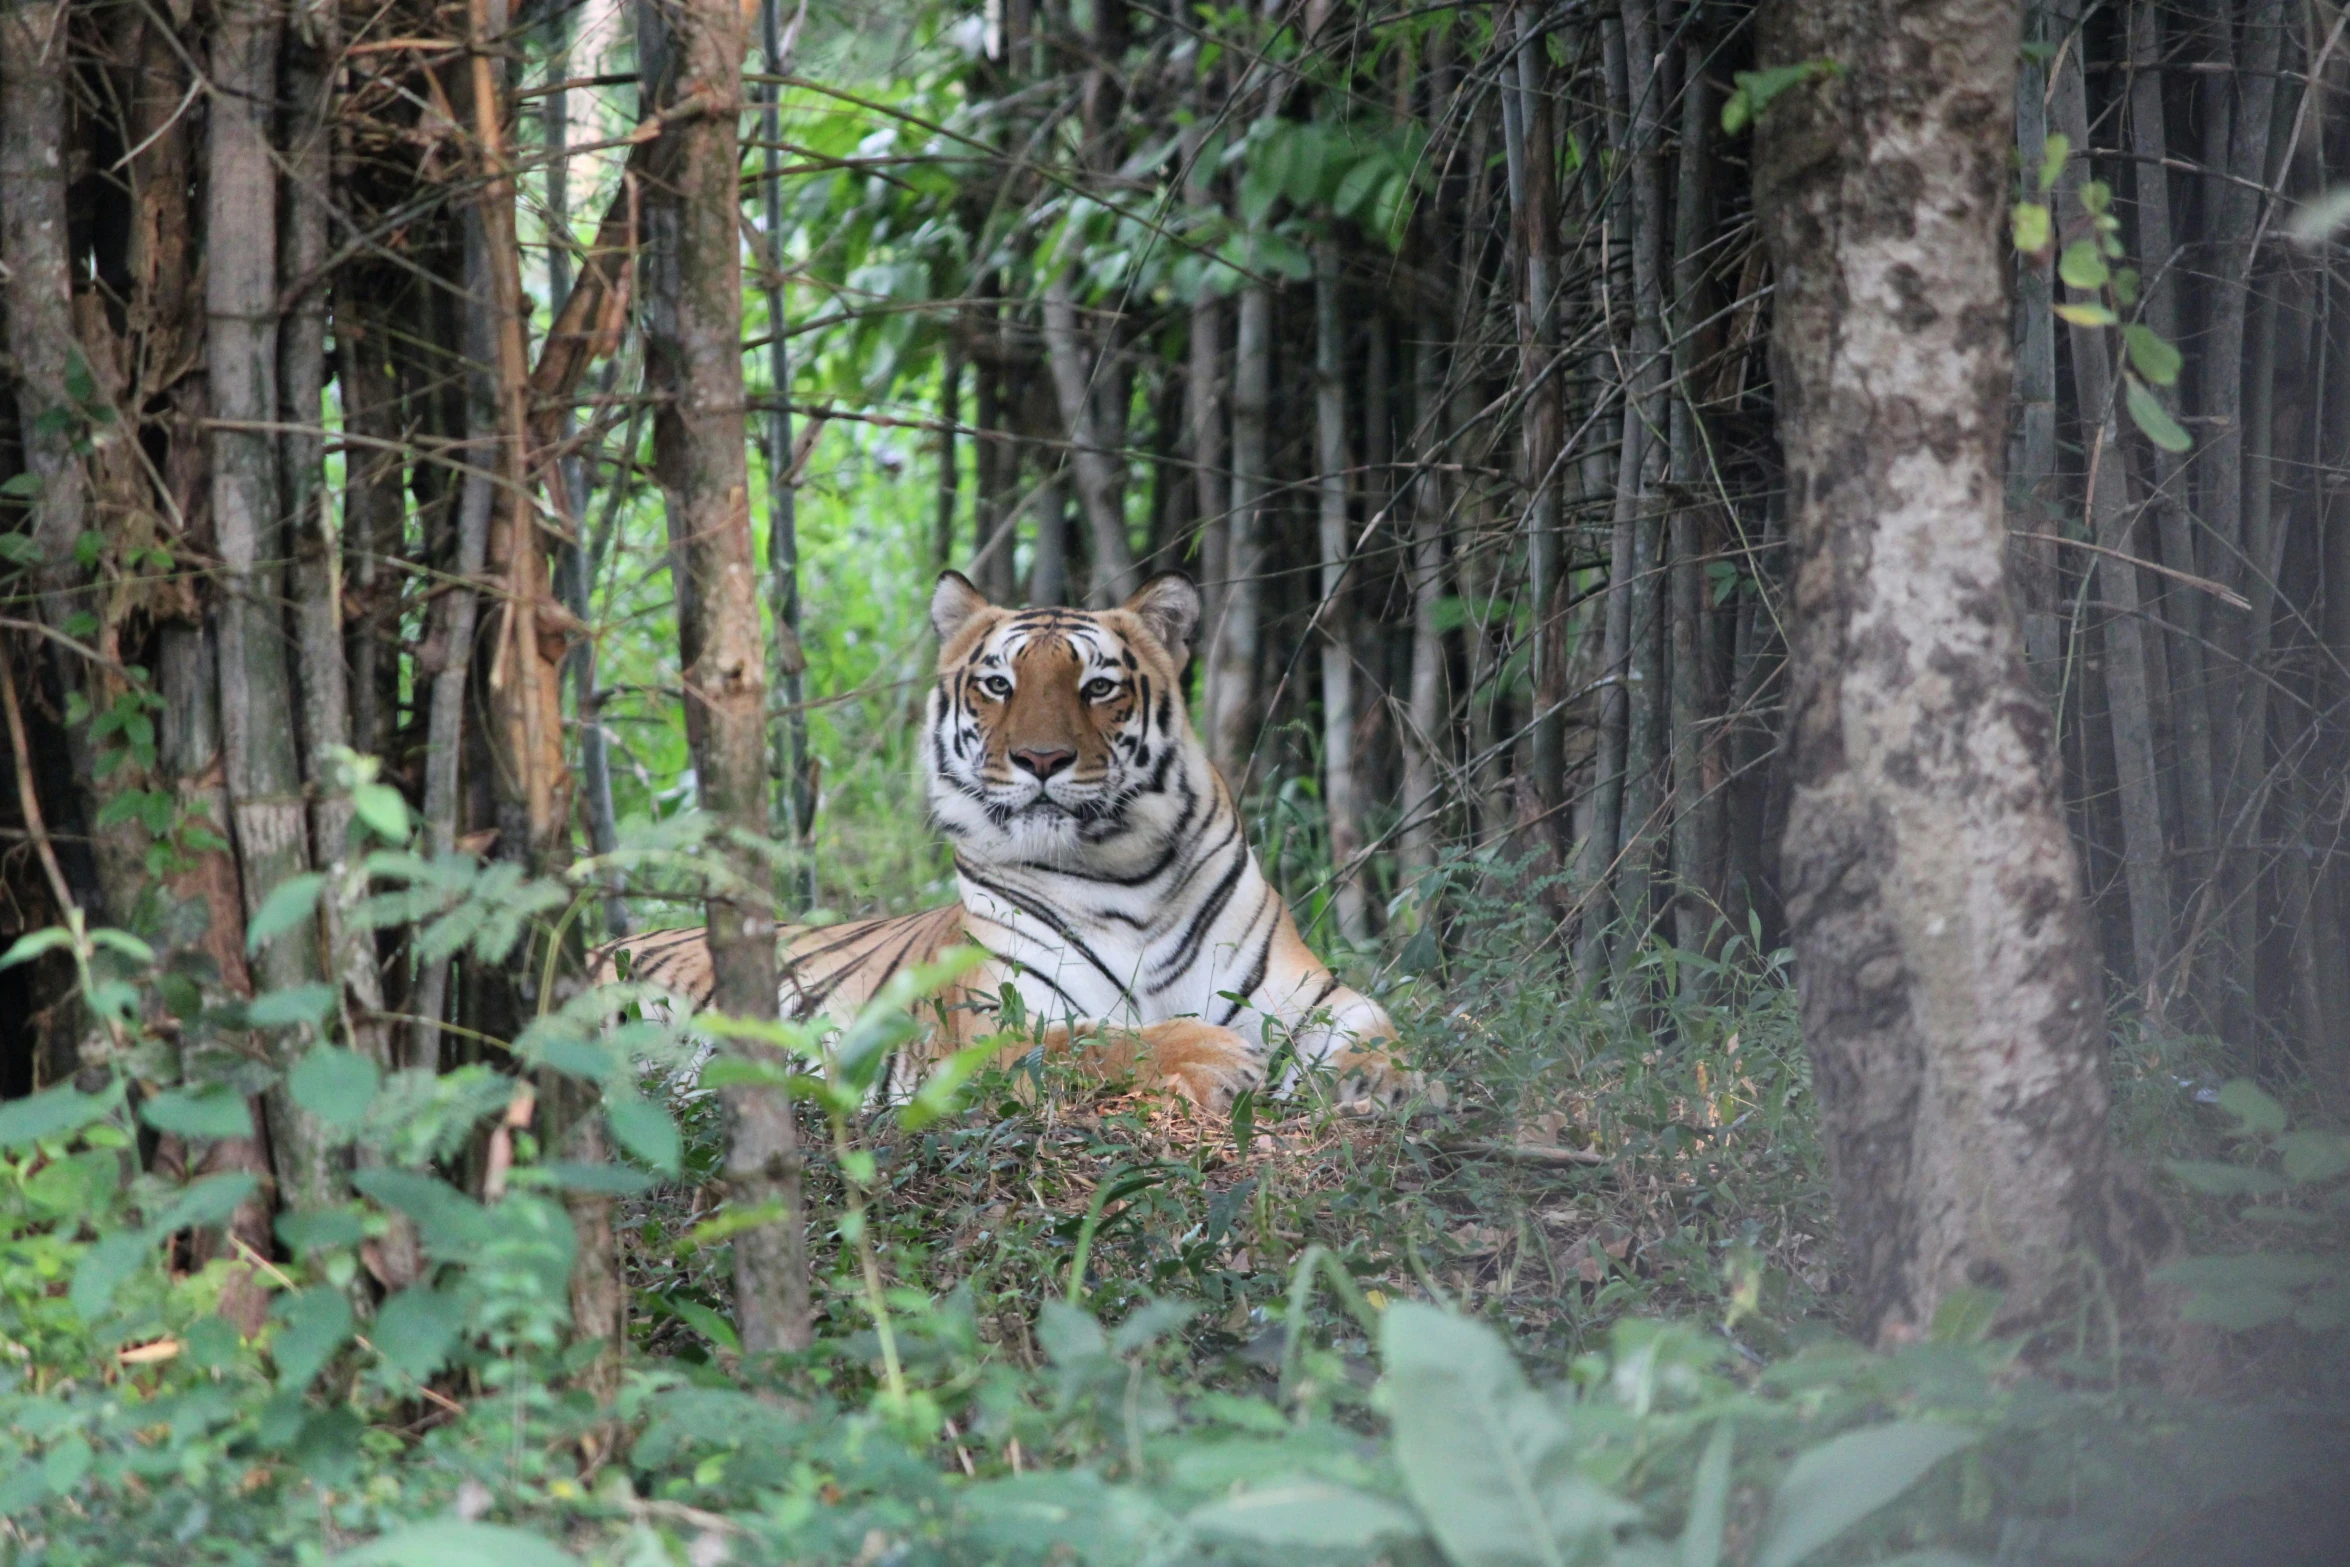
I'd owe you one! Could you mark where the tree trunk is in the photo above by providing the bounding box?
[1313,242,1369,944]
[1616,0,1671,960]
[1208,282,1270,789]
[2126,0,2218,887]
[1187,281,1229,675]
[1401,332,1449,880]
[0,1,153,929]
[1667,42,1714,957]
[2200,0,2286,1046]
[1042,274,1139,604]
[640,0,809,1354]
[934,352,963,571]
[2050,37,2173,1006]
[759,0,816,913]
[1754,0,2171,1347]
[1509,6,1565,844]
[1028,469,1070,607]
[2008,4,2062,693]
[209,0,338,1213]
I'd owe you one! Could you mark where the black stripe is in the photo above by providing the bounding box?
[1151,835,1250,985]
[1217,907,1278,1026]
[956,859,1135,1000]
[971,943,1086,1016]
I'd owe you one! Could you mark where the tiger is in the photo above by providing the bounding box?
[595,570,1412,1114]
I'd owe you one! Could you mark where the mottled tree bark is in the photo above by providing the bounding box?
[208,0,338,1212]
[1755,0,2171,1346]
[0,0,153,928]
[2007,4,2062,691]
[640,0,810,1354]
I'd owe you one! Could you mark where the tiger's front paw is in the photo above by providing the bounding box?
[1138,1019,1267,1115]
[1328,1043,1446,1115]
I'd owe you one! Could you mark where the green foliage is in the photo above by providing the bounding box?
[2157,1080,2350,1334]
[1719,60,1843,135]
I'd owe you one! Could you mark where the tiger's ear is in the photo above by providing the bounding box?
[1121,573,1201,666]
[931,570,992,642]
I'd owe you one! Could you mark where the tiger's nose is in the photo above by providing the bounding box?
[1010,745,1076,781]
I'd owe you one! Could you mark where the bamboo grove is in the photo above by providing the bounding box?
[0,0,2347,1326]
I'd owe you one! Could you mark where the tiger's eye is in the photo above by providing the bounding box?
[1082,677,1117,701]
[982,675,1012,698]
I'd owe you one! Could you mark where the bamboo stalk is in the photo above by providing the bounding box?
[641,0,809,1355]
[1314,240,1370,945]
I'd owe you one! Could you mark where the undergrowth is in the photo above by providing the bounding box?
[0,794,2345,1564]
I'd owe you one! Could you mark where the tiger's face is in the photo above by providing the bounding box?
[924,572,1204,861]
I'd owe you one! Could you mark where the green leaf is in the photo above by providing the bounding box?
[0,470,43,498]
[2052,301,2117,327]
[140,1086,254,1142]
[246,872,326,953]
[2279,1131,2350,1186]
[1752,1423,1977,1567]
[351,782,413,844]
[2164,1160,2287,1197]
[1679,1420,1733,1567]
[1721,60,1841,136]
[899,1040,995,1131]
[696,1056,799,1091]
[86,927,155,966]
[41,1435,91,1498]
[1929,1285,2004,1345]
[668,1297,741,1353]
[2038,132,2070,192]
[2122,323,2182,386]
[248,982,340,1028]
[331,1521,580,1567]
[2010,202,2050,254]
[605,1092,681,1175]
[1187,1479,1424,1551]
[1381,1302,1640,1567]
[2216,1079,2288,1136]
[2155,1252,2336,1291]
[0,928,75,971]
[677,1200,786,1253]
[152,1172,260,1234]
[372,1286,467,1382]
[272,1286,355,1389]
[352,1167,489,1253]
[71,1230,154,1320]
[2178,1282,2298,1330]
[278,1207,368,1252]
[289,1048,382,1129]
[2057,240,2108,290]
[530,1161,654,1195]
[2039,133,2077,191]
[1332,157,1387,220]
[0,1081,111,1148]
[2125,375,2192,452]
